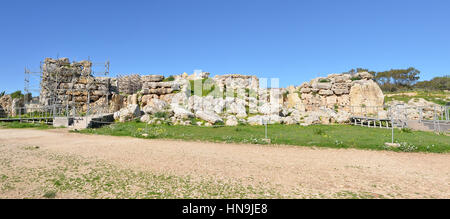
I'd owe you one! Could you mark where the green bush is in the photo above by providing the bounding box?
[10,90,23,99]
[163,76,175,82]
[319,79,331,83]
[351,76,362,81]
[313,128,325,135]
[154,112,169,119]
[401,128,412,133]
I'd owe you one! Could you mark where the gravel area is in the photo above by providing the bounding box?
[0,128,449,198]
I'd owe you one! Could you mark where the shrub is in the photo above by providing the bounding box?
[163,76,175,82]
[351,76,362,81]
[401,128,412,133]
[319,79,331,83]
[154,112,169,119]
[334,140,345,147]
[43,190,57,199]
[398,142,418,152]
[214,120,225,126]
[313,128,325,135]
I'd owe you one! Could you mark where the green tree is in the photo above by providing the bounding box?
[374,67,420,92]
[10,90,24,99]
[414,75,450,90]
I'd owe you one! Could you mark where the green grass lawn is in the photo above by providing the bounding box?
[0,121,53,129]
[77,121,450,153]
[384,90,449,105]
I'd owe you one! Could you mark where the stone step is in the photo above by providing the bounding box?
[71,113,114,130]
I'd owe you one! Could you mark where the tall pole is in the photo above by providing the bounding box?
[265,122,268,139]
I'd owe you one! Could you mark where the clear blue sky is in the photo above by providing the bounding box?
[1,0,449,93]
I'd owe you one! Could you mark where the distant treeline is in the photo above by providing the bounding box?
[343,68,449,92]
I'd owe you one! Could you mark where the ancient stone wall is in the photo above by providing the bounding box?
[213,74,259,93]
[39,58,111,111]
[140,75,182,106]
[296,72,384,114]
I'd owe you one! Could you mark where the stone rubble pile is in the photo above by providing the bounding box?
[388,98,444,120]
[124,72,385,126]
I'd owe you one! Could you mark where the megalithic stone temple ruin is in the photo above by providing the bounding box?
[0,57,448,131]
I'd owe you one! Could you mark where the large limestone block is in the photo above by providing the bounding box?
[319,90,334,96]
[141,75,164,82]
[172,105,194,119]
[195,110,223,124]
[349,80,384,113]
[225,115,239,126]
[143,99,168,114]
[316,82,332,90]
[115,104,141,122]
[286,92,302,109]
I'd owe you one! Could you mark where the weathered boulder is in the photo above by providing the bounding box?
[300,87,311,93]
[0,95,12,116]
[225,115,239,126]
[281,116,297,125]
[141,75,164,82]
[247,115,264,126]
[114,104,141,122]
[109,94,123,112]
[213,98,226,114]
[143,99,168,114]
[195,110,223,124]
[335,110,351,124]
[172,105,194,119]
[248,97,258,114]
[303,112,321,125]
[247,115,281,126]
[11,98,24,117]
[286,92,302,109]
[355,71,374,80]
[228,102,247,118]
[349,80,384,113]
[140,114,151,123]
[319,90,334,96]
[316,82,332,90]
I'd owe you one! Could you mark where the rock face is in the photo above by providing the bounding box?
[213,74,259,92]
[297,72,384,116]
[349,80,384,114]
[143,99,169,114]
[11,98,24,117]
[0,95,12,116]
[39,58,111,110]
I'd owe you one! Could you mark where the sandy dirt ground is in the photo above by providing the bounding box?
[0,128,449,198]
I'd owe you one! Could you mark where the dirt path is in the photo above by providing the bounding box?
[0,128,449,198]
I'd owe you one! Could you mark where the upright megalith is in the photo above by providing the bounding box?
[349,80,384,113]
